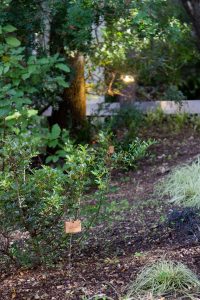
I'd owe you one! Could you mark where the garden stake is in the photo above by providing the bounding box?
[68,233,73,272]
[65,198,82,271]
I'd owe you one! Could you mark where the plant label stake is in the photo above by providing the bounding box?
[65,220,81,271]
[108,145,114,155]
[64,220,82,234]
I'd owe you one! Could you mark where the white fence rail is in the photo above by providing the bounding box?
[43,100,200,117]
[86,100,200,116]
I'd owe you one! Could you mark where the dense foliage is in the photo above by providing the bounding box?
[1,0,200,106]
[0,133,110,266]
[1,0,200,271]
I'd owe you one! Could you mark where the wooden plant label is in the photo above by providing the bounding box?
[108,145,114,155]
[64,220,82,234]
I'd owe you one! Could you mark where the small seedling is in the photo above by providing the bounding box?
[134,252,144,258]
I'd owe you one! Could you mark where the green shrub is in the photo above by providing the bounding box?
[106,107,143,132]
[126,260,200,299]
[157,159,200,208]
[162,84,186,102]
[0,24,69,122]
[113,138,155,170]
[0,132,119,267]
[45,125,71,164]
[190,115,200,132]
[103,107,144,145]
[144,108,166,127]
[1,129,150,268]
[0,135,69,265]
[144,109,191,133]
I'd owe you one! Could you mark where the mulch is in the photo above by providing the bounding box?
[1,127,200,300]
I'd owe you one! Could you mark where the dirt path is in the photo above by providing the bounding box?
[1,129,200,300]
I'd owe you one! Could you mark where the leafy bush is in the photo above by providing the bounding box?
[105,107,143,134]
[0,24,69,120]
[45,125,154,172]
[157,159,200,208]
[144,108,166,127]
[144,109,200,133]
[94,109,155,171]
[126,260,200,299]
[45,124,70,163]
[0,135,68,265]
[190,115,200,132]
[162,84,187,102]
[0,132,119,267]
[113,138,155,170]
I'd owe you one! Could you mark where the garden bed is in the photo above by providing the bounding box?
[1,127,200,300]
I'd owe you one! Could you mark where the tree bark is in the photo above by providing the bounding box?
[50,53,86,129]
[182,0,200,48]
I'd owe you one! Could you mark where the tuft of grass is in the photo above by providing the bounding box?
[125,260,200,299]
[157,159,200,208]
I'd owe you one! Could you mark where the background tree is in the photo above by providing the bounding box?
[0,0,133,128]
[1,0,200,129]
[181,0,200,48]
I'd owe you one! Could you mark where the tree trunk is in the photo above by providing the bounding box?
[182,0,200,48]
[50,53,86,129]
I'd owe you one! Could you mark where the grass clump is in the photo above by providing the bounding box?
[157,159,200,208]
[125,260,200,299]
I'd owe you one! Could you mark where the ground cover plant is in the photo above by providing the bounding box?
[157,159,200,208]
[126,260,200,299]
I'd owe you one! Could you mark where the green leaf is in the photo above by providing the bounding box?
[46,156,53,163]
[5,37,21,47]
[0,66,3,76]
[28,65,37,73]
[48,140,58,148]
[27,109,38,118]
[22,73,31,80]
[5,111,21,121]
[3,25,17,33]
[3,65,10,74]
[0,107,10,117]
[56,76,69,88]
[12,79,20,86]
[55,63,70,73]
[52,156,59,163]
[11,98,31,109]
[56,150,66,158]
[38,58,49,64]
[0,99,13,107]
[45,155,59,163]
[51,124,61,139]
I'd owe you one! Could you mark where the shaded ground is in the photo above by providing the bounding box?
[1,127,200,300]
